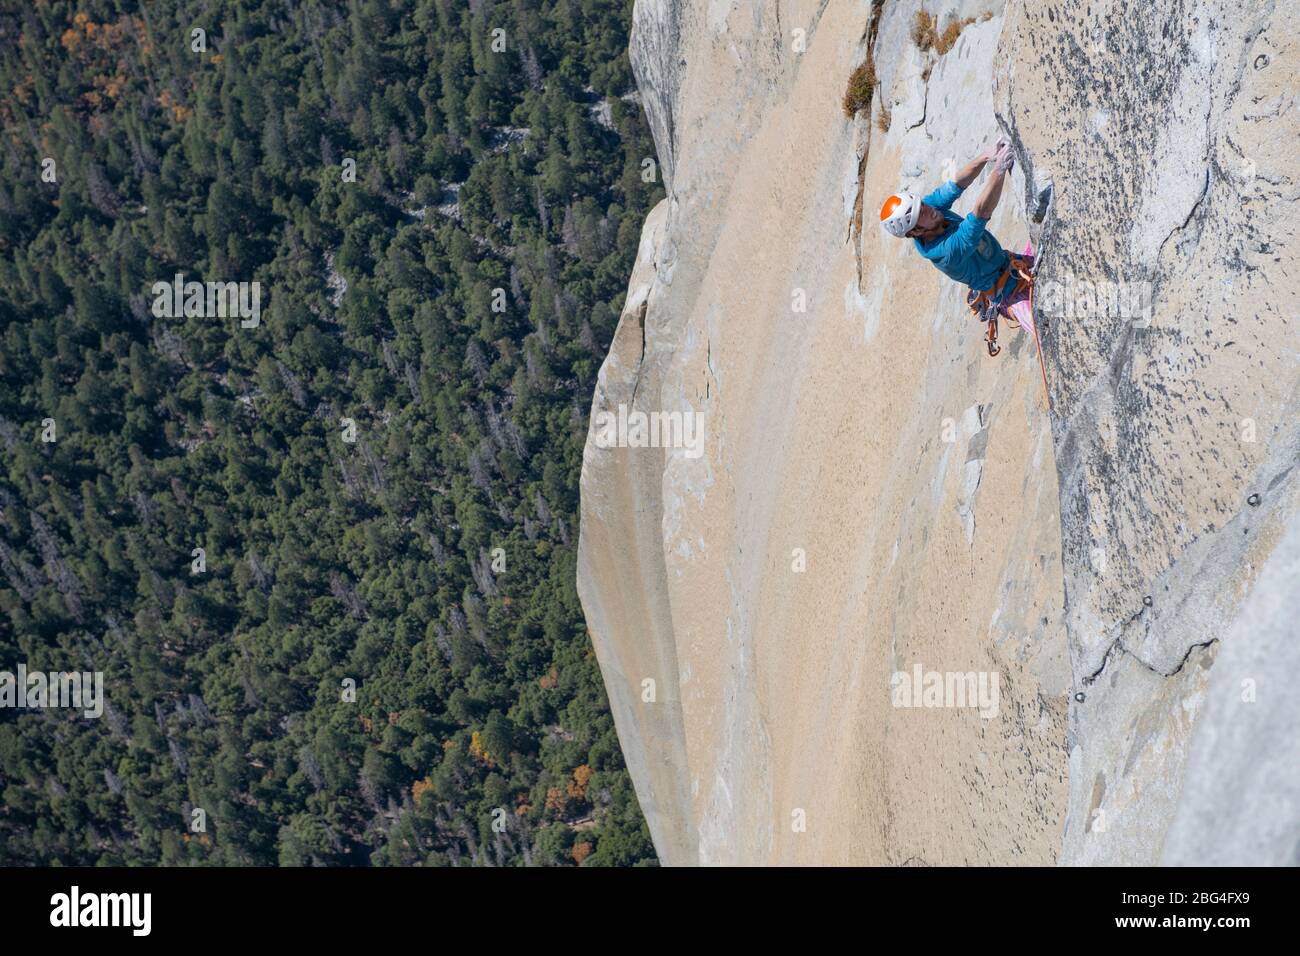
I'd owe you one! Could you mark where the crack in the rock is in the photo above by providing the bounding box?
[628,299,649,404]
[1080,636,1126,687]
[1081,616,1221,689]
[1155,165,1212,267]
[1152,638,1220,678]
[849,0,888,286]
[906,74,930,132]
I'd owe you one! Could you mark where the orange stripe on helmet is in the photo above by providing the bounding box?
[880,195,903,221]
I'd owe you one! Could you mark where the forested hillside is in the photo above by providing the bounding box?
[0,0,660,865]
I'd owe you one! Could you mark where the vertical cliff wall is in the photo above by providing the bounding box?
[578,0,1298,865]
[996,0,1299,865]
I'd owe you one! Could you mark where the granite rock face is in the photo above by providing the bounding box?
[579,0,1298,865]
[996,0,1299,865]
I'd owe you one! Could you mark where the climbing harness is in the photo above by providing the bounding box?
[966,253,1035,358]
[966,251,1053,414]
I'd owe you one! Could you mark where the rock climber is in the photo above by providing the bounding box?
[879,139,1051,409]
[878,140,1035,347]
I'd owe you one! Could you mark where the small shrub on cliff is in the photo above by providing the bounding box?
[911,10,937,49]
[842,58,876,118]
[876,106,891,133]
[935,17,975,54]
[913,10,989,55]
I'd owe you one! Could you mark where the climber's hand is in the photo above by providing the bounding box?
[994,144,1015,172]
[978,138,1009,164]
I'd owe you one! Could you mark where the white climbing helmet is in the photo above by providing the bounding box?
[880,191,921,237]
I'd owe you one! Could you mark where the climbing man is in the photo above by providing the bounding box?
[879,141,1036,358]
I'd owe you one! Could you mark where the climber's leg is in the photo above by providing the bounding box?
[967,287,998,324]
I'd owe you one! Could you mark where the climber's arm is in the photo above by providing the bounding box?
[922,180,963,211]
[953,156,989,190]
[973,163,1007,220]
[929,139,1007,210]
[949,213,989,256]
[954,141,1003,189]
[972,143,1014,220]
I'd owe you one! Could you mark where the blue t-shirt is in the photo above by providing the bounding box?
[912,181,1008,293]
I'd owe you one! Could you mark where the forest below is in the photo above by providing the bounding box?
[0,0,660,865]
